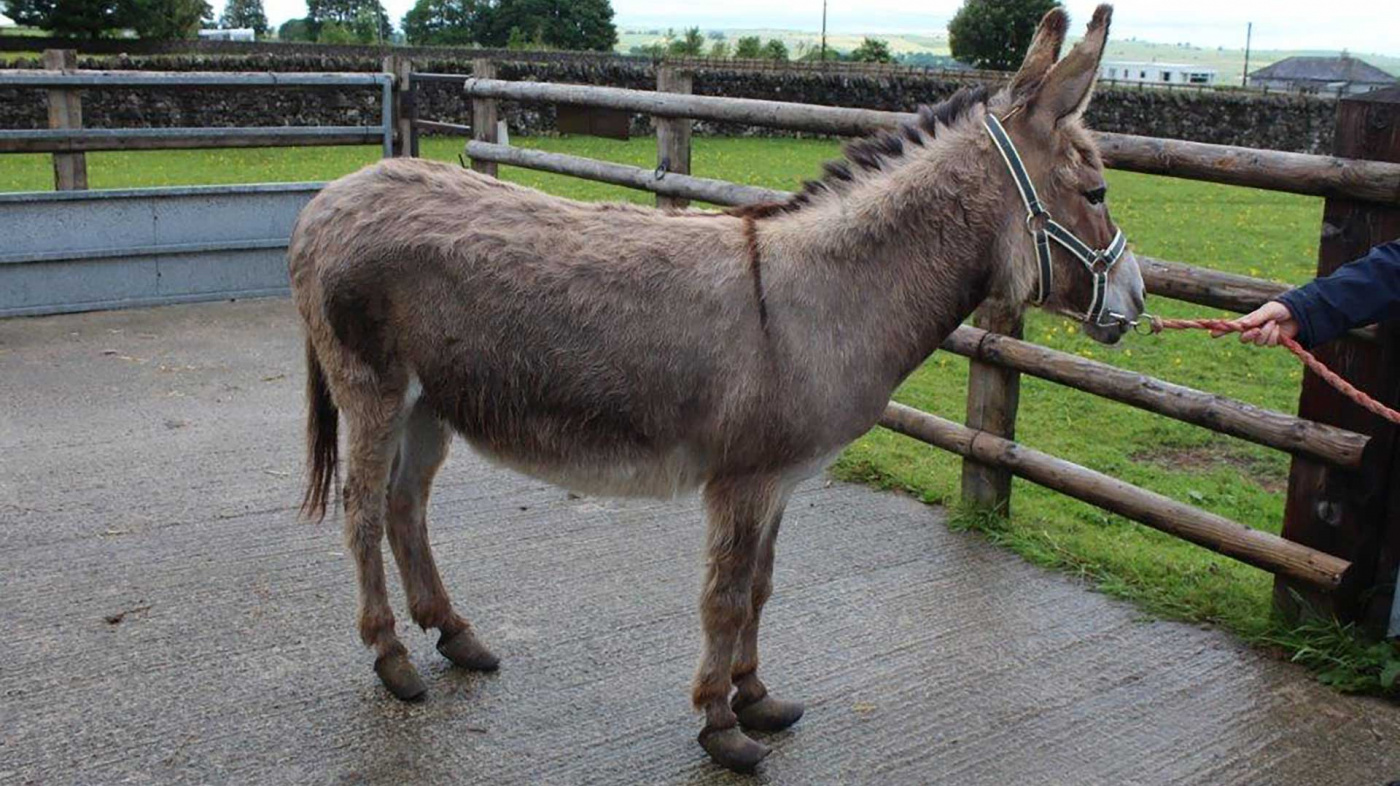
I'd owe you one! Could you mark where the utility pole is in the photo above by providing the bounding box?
[820,0,828,62]
[1241,22,1252,88]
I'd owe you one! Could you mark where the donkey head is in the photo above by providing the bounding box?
[988,4,1145,344]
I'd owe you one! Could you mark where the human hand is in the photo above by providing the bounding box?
[1210,301,1299,346]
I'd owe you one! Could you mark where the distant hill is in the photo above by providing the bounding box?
[619,27,1400,86]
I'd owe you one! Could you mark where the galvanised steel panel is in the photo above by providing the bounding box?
[0,183,324,317]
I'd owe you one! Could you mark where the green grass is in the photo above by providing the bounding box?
[2,134,1395,694]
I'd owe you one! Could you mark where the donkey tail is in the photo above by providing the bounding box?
[301,337,339,521]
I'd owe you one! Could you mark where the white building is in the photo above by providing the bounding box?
[1100,61,1218,86]
[199,28,256,42]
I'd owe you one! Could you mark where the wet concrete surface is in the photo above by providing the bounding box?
[2,298,1398,785]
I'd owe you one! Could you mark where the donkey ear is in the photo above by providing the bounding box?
[1033,4,1113,123]
[1009,7,1069,104]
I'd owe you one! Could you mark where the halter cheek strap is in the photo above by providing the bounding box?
[984,114,1128,326]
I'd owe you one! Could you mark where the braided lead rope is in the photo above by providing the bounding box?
[1149,316,1400,426]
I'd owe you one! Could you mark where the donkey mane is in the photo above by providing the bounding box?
[727,84,990,220]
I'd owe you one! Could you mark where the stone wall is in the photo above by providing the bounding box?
[0,52,1338,153]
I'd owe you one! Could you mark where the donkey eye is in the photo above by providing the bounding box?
[1084,186,1107,205]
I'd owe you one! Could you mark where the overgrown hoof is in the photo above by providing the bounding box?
[437,629,500,671]
[698,725,771,772]
[733,694,805,733]
[374,651,427,701]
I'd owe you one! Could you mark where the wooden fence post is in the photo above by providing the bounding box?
[960,305,1024,514]
[1276,86,1400,633]
[655,66,693,210]
[470,59,498,177]
[43,49,87,191]
[383,54,415,157]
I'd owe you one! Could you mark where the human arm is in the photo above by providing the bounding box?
[1215,241,1400,347]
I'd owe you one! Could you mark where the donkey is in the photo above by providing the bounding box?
[289,4,1142,772]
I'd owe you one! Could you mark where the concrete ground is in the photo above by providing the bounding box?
[2,298,1398,786]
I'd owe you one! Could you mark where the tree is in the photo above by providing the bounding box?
[796,41,841,62]
[478,0,616,52]
[505,25,547,49]
[948,0,1059,71]
[402,0,479,45]
[308,0,391,42]
[762,38,788,61]
[317,20,357,43]
[667,26,704,57]
[219,0,267,35]
[629,42,665,59]
[125,0,213,39]
[708,40,729,59]
[277,16,313,40]
[2,0,124,38]
[733,35,762,59]
[850,36,892,63]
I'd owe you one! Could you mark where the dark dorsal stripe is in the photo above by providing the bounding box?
[742,214,769,332]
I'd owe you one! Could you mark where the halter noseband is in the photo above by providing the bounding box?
[984,113,1128,327]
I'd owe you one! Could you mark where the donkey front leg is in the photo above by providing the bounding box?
[693,476,785,772]
[342,391,425,701]
[386,403,498,672]
[731,504,805,734]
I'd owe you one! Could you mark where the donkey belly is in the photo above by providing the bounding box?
[410,342,715,500]
[464,436,709,499]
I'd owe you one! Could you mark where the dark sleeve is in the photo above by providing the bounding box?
[1275,240,1400,348]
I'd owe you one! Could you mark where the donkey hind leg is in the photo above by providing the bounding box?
[693,476,786,772]
[385,402,498,672]
[731,502,804,734]
[342,388,425,701]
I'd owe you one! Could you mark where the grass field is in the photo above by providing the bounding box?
[2,135,1396,693]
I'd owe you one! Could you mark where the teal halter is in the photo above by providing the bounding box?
[984,113,1129,327]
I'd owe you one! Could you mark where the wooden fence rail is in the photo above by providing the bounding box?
[942,326,1370,467]
[0,127,386,154]
[465,140,785,204]
[460,78,1400,206]
[879,403,1351,590]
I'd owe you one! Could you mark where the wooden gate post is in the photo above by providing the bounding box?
[469,59,498,177]
[1276,86,1400,633]
[960,305,1024,514]
[655,66,693,210]
[43,49,87,191]
[383,54,416,157]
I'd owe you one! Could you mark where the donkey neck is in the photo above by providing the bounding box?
[760,130,1008,384]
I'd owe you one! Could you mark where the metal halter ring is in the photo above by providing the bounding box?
[1102,311,1157,334]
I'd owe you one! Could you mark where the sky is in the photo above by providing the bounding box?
[5,1,1398,57]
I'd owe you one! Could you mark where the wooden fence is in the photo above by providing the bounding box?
[3,51,1397,632]
[418,69,1400,632]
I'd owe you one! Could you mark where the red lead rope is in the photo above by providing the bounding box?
[1149,317,1400,426]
